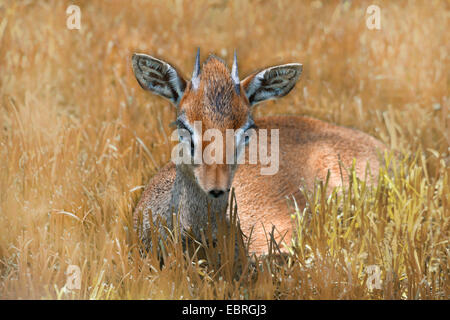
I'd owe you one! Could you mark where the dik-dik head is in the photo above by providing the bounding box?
[132,49,302,198]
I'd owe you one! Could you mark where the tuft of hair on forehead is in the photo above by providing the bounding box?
[200,55,235,96]
[202,56,238,115]
[201,56,246,126]
[182,54,248,130]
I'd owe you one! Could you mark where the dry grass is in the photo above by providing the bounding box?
[0,0,448,299]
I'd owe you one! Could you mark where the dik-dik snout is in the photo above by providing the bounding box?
[197,164,231,198]
[132,49,302,198]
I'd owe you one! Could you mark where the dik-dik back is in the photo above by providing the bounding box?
[132,49,385,255]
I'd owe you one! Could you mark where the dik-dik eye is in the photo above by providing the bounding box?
[174,119,195,158]
[178,131,195,158]
[243,123,257,146]
[189,139,195,157]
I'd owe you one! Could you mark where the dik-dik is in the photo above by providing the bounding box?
[132,49,385,255]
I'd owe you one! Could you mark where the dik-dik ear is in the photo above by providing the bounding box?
[241,63,302,106]
[132,53,187,106]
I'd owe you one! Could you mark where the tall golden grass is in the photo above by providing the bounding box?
[0,0,448,299]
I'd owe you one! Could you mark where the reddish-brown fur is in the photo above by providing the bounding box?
[132,53,386,255]
[233,116,385,254]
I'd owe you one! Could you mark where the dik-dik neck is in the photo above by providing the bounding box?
[170,165,229,237]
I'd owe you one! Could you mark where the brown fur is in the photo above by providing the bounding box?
[180,56,249,130]
[178,56,249,193]
[134,115,385,254]
[233,116,386,254]
[132,54,386,255]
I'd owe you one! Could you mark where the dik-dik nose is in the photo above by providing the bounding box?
[208,189,225,198]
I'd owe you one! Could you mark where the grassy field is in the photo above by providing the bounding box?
[0,0,448,299]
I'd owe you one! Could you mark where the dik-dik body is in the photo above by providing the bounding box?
[132,50,385,255]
